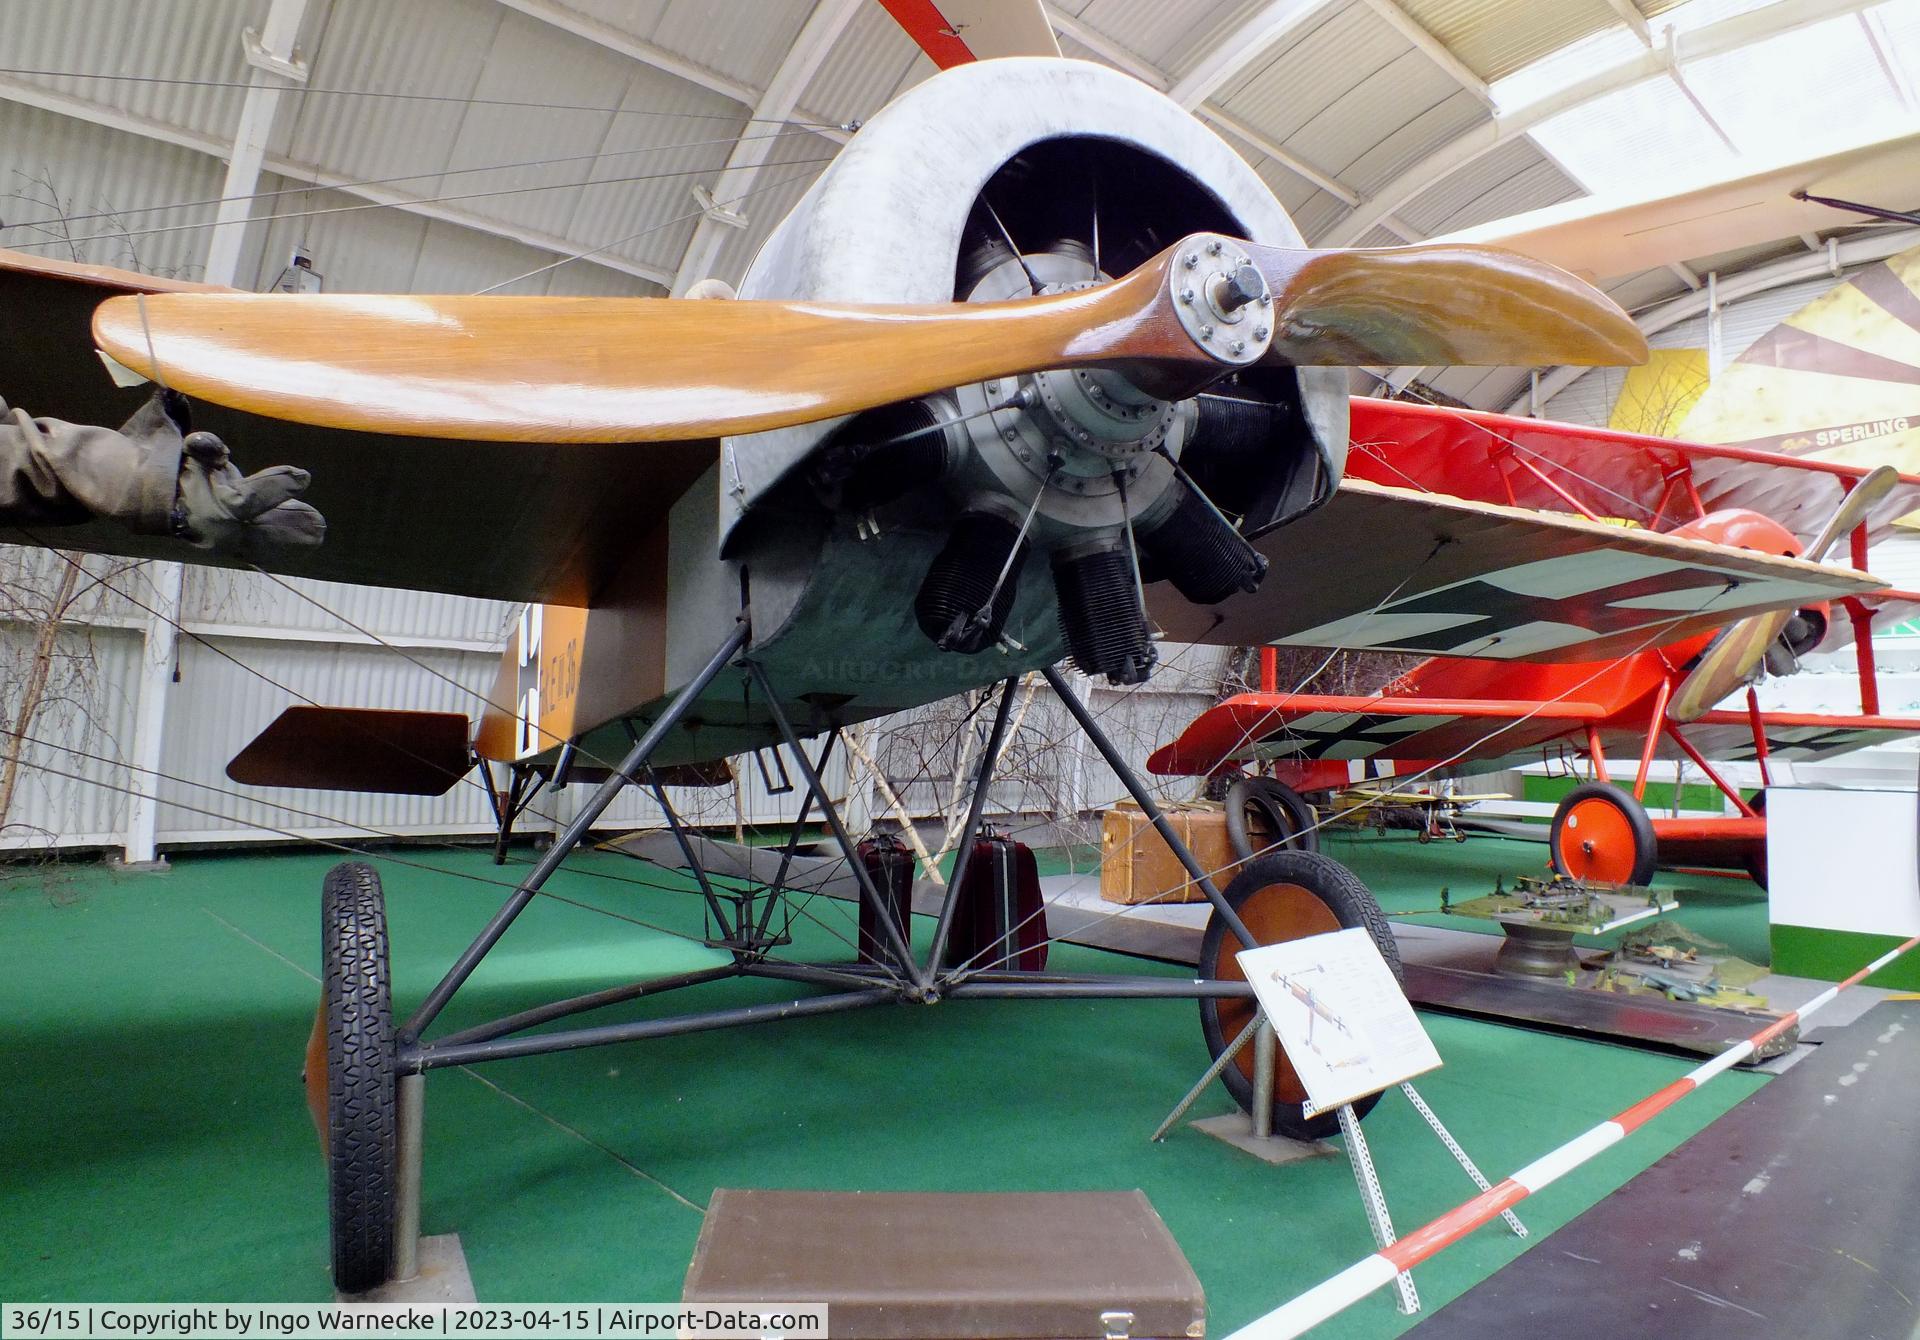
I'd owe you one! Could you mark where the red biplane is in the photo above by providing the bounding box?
[1150,397,1920,886]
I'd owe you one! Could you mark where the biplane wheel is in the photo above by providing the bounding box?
[319,862,399,1294]
[1223,777,1320,862]
[1197,851,1401,1141]
[1549,783,1657,887]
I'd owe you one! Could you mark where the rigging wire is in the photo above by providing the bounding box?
[0,155,840,255]
[0,129,818,237]
[0,67,853,131]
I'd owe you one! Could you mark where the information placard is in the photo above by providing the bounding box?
[1238,927,1441,1116]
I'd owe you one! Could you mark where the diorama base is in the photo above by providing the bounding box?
[341,1236,476,1305]
[1189,1112,1338,1165]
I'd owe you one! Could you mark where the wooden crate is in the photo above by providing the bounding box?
[1099,800,1236,904]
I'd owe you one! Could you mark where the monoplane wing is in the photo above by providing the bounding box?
[1439,126,1920,285]
[0,247,714,605]
[1147,692,1598,776]
[1148,478,1884,661]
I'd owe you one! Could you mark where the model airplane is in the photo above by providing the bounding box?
[1150,396,1920,889]
[0,53,1886,1296]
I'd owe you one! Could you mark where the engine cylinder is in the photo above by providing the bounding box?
[1052,542,1156,685]
[1138,478,1268,605]
[914,511,1029,654]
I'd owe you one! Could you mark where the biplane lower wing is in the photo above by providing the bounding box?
[0,248,714,606]
[1150,479,1884,662]
[1147,692,1601,776]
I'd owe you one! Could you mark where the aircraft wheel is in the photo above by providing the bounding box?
[1549,783,1656,887]
[1197,850,1401,1141]
[318,862,399,1294]
[1223,777,1319,862]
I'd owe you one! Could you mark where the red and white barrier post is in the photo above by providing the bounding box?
[1228,934,1920,1340]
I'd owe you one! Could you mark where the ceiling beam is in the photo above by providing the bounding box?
[494,0,846,142]
[1197,106,1361,207]
[204,0,309,287]
[1604,0,1653,47]
[1358,0,1494,107]
[1167,0,1339,109]
[0,77,673,287]
[671,0,859,294]
[1048,11,1168,88]
[1323,0,1885,247]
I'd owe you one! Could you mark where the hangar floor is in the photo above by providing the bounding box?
[0,834,1774,1335]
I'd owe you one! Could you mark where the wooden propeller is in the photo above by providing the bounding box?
[93,233,1646,444]
[1668,465,1900,722]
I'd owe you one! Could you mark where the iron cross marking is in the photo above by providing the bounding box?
[1264,714,1432,757]
[1369,566,1738,654]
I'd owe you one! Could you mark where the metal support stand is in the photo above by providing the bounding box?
[1158,1027,1524,1321]
[1401,1082,1527,1239]
[394,1073,424,1282]
[1336,1103,1420,1316]
[1326,1082,1524,1320]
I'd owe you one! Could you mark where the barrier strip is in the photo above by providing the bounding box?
[1228,934,1920,1340]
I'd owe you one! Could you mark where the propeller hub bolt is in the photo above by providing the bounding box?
[1184,252,1199,269]
[1200,323,1215,340]
[1180,287,1195,303]
[1254,325,1270,341]
[1230,339,1246,355]
[1215,263,1267,315]
[1207,239,1224,255]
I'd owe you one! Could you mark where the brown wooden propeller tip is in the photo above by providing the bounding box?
[92,235,1643,445]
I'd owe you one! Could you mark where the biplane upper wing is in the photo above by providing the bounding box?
[1146,691,1599,776]
[1345,397,1920,550]
[1149,478,1883,661]
[0,248,715,606]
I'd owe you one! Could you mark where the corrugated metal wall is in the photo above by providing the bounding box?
[1,537,1238,855]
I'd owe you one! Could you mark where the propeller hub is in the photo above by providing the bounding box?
[1172,234,1272,364]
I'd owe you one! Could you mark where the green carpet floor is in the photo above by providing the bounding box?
[0,843,1767,1335]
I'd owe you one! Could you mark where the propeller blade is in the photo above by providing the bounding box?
[1668,466,1901,722]
[1247,241,1649,371]
[93,234,1642,444]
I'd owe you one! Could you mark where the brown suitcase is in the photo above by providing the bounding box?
[1099,802,1235,905]
[684,1188,1206,1339]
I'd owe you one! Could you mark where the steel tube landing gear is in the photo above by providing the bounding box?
[405,621,750,1040]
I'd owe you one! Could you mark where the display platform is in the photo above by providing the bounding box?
[1408,999,1920,1336]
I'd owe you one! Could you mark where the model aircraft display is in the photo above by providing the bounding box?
[1151,396,1920,888]
[0,53,1890,1296]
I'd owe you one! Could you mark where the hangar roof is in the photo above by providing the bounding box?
[0,0,1913,409]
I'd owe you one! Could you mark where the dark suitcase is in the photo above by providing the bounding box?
[855,832,915,966]
[943,828,1049,973]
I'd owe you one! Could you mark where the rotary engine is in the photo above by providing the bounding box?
[810,238,1311,686]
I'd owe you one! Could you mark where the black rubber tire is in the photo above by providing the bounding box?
[322,862,398,1295]
[1223,776,1320,860]
[1198,850,1401,1141]
[1548,782,1658,887]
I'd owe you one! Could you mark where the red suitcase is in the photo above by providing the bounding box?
[943,828,1049,974]
[855,832,916,967]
